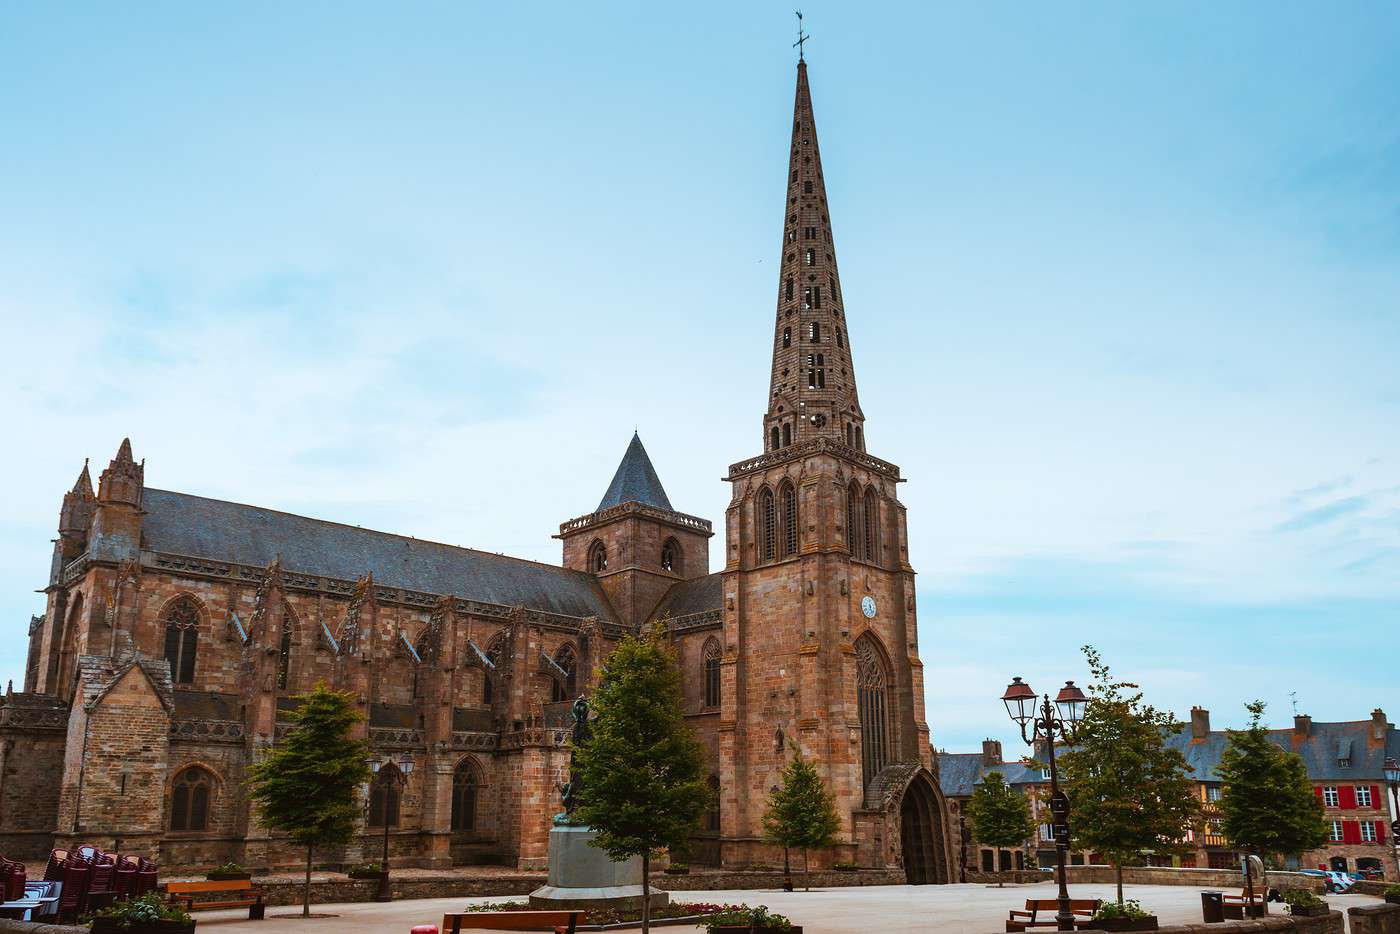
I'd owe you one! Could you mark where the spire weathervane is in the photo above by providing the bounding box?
[793,10,809,62]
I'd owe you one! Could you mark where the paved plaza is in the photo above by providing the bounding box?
[185,882,1384,934]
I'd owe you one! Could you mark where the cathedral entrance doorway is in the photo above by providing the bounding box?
[899,771,947,884]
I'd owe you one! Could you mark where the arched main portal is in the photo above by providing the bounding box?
[899,772,949,885]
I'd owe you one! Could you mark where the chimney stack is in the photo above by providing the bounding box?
[981,739,1003,766]
[1190,706,1210,740]
[1372,709,1389,742]
[1294,714,1312,738]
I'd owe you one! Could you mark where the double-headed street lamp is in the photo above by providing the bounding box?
[369,751,415,903]
[1001,676,1090,933]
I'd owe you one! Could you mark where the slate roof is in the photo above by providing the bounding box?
[596,433,673,511]
[651,572,723,621]
[141,489,616,621]
[1163,719,1400,783]
[936,751,1046,798]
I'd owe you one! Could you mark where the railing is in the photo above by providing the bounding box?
[170,719,244,742]
[559,501,712,536]
[727,436,901,481]
[369,727,424,748]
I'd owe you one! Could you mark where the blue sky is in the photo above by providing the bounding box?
[2,2,1397,751]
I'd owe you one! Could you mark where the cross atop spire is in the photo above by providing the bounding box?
[761,58,867,455]
[793,10,809,62]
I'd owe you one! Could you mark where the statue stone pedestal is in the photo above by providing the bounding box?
[529,825,669,912]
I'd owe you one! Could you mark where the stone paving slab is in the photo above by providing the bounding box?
[183,882,1384,934]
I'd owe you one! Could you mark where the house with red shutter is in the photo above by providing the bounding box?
[1172,706,1399,880]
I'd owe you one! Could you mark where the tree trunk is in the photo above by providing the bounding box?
[641,851,650,934]
[803,848,810,892]
[1115,860,1123,905]
[783,846,792,891]
[998,851,1004,887]
[303,845,313,917]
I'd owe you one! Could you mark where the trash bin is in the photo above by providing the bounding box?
[1201,891,1224,923]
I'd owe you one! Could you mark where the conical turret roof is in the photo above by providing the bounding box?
[596,433,673,511]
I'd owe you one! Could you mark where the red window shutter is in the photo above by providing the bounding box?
[1371,785,1382,809]
[1339,785,1357,809]
[1313,786,1323,800]
[1342,820,1361,844]
[1374,821,1385,844]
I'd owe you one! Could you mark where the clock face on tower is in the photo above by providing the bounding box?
[861,596,877,619]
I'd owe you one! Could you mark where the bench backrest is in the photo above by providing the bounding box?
[167,880,258,895]
[442,910,583,934]
[1024,899,1101,910]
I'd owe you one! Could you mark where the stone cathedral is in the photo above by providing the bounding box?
[3,60,955,883]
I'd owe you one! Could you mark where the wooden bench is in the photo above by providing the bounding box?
[442,909,584,934]
[1220,888,1267,919]
[1006,899,1102,931]
[166,880,265,920]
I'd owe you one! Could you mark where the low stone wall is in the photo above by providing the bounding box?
[1349,903,1400,934]
[1063,864,1326,893]
[965,870,1043,885]
[0,921,87,934]
[1352,880,1396,898]
[200,867,904,906]
[657,868,903,891]
[1080,911,1342,934]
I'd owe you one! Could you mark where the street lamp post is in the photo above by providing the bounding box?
[369,752,415,903]
[1001,676,1089,933]
[1385,757,1400,872]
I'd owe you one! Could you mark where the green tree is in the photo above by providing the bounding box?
[573,626,710,934]
[762,754,842,891]
[1057,646,1200,904]
[246,682,371,916]
[965,771,1035,886]
[1217,701,1328,901]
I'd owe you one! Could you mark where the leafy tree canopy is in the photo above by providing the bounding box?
[763,754,842,852]
[1217,700,1328,860]
[966,770,1035,852]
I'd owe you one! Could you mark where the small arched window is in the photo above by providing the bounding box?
[706,775,721,832]
[780,482,799,558]
[782,423,792,446]
[368,764,403,828]
[836,328,844,349]
[550,644,578,703]
[845,422,854,447]
[588,540,608,573]
[759,488,776,562]
[170,766,213,831]
[163,597,200,685]
[660,538,681,574]
[805,248,815,266]
[770,426,781,451]
[277,626,292,690]
[782,327,791,349]
[703,638,721,709]
[863,487,878,562]
[451,759,480,831]
[809,322,821,342]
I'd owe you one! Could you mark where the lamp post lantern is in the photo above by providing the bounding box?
[1001,676,1089,932]
[1385,757,1400,848]
[369,751,415,903]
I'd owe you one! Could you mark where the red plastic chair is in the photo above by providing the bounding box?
[135,858,158,896]
[0,856,26,902]
[43,850,68,883]
[113,858,138,899]
[57,862,90,921]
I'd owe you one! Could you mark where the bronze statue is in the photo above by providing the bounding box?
[554,696,590,826]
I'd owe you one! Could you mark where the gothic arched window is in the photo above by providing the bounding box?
[276,600,295,691]
[660,538,681,574]
[550,644,578,703]
[847,482,863,558]
[782,422,792,446]
[163,597,200,685]
[451,759,480,831]
[855,634,893,791]
[703,638,721,709]
[170,766,213,832]
[759,488,776,562]
[770,426,780,451]
[780,482,799,558]
[589,540,608,574]
[368,763,403,828]
[863,487,878,563]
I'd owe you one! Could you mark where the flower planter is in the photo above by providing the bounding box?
[206,872,251,882]
[712,928,802,934]
[1094,917,1158,931]
[1386,894,1400,905]
[1288,905,1329,918]
[91,919,196,934]
[347,869,385,880]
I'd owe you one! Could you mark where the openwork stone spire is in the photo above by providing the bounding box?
[763,59,866,455]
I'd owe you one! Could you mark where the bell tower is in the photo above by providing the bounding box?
[717,54,951,881]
